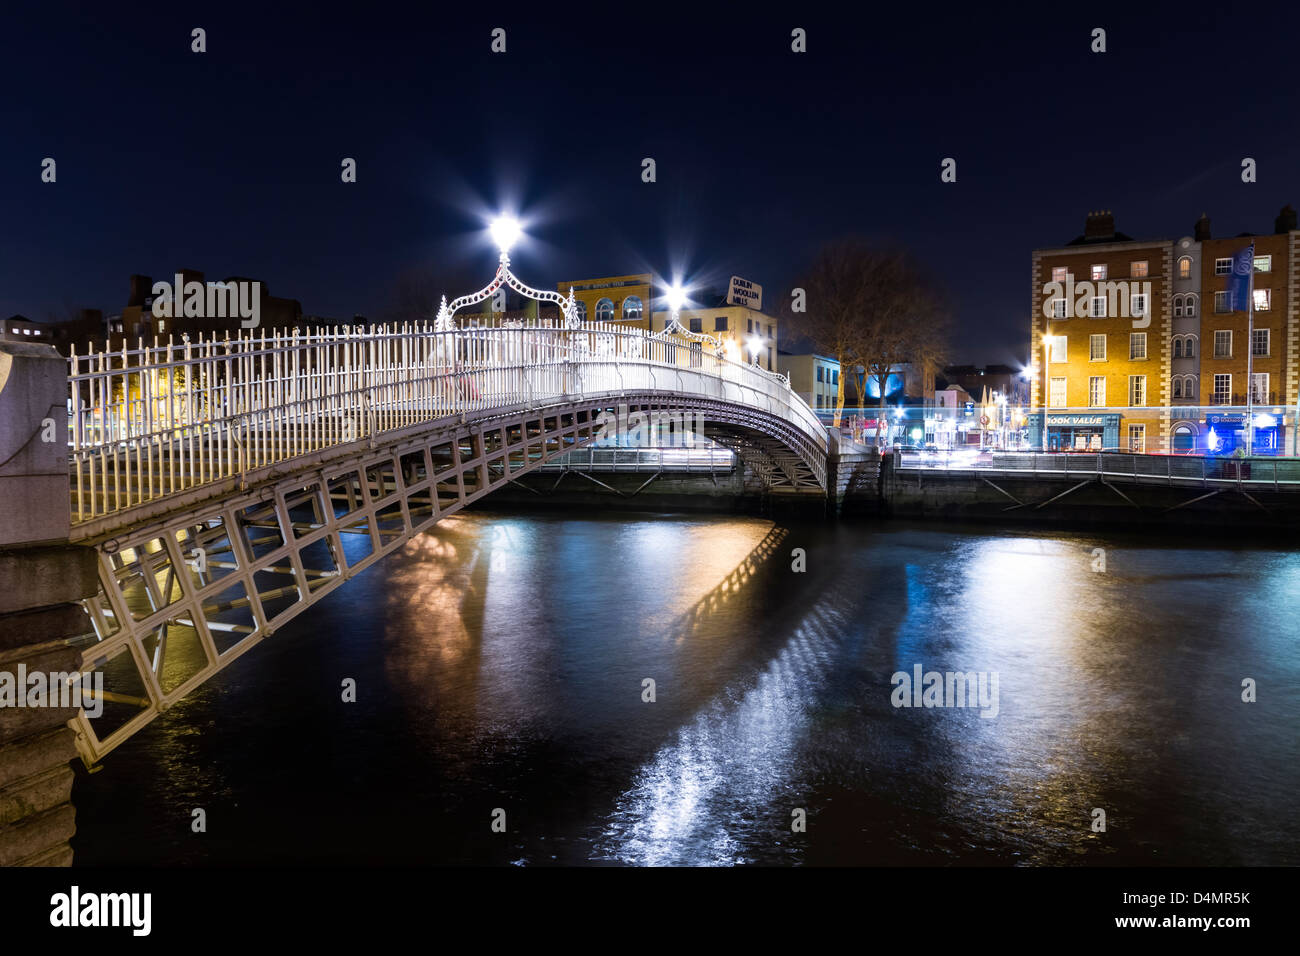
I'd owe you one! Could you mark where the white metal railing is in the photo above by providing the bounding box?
[538,446,736,473]
[68,320,824,522]
[896,450,1300,488]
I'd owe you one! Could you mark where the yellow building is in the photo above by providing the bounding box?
[649,304,779,373]
[555,274,653,328]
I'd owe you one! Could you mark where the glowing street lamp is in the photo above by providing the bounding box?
[655,278,722,353]
[745,334,764,365]
[436,213,579,331]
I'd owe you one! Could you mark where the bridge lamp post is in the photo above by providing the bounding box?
[435,214,580,332]
[745,334,764,367]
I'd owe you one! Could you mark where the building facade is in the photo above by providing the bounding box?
[1029,208,1300,455]
[777,352,840,411]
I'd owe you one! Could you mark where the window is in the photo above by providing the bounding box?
[714,316,728,331]
[1052,266,1068,283]
[1091,264,1107,280]
[1214,291,1230,313]
[1184,335,1196,357]
[1178,256,1192,279]
[1128,424,1146,453]
[1252,328,1269,357]
[1130,293,1148,318]
[832,369,839,385]
[1213,373,1231,405]
[622,296,643,320]
[1090,334,1106,360]
[595,298,614,321]
[1090,296,1106,318]
[1255,255,1272,273]
[1089,376,1106,407]
[1214,330,1232,358]
[574,300,588,322]
[1051,298,1067,318]
[1048,335,1068,363]
[1173,338,1184,359]
[689,317,702,333]
[767,324,773,338]
[1250,372,1268,404]
[1131,260,1149,277]
[1129,375,1146,407]
[1215,257,1232,276]
[1253,288,1271,311]
[1049,377,1067,408]
[1172,377,1182,398]
[1129,332,1147,360]
[746,318,754,333]
[816,366,824,382]
[1173,295,1186,317]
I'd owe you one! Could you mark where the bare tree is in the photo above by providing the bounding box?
[784,240,948,441]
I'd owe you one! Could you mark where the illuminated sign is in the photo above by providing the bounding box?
[726,276,762,311]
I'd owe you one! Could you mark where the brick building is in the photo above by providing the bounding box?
[1029,208,1299,454]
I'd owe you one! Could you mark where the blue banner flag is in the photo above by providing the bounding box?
[1226,242,1254,311]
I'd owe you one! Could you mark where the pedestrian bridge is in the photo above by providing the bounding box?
[59,321,828,764]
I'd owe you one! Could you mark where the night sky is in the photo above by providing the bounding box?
[4,3,1298,364]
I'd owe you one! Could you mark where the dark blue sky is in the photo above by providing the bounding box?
[3,3,1298,363]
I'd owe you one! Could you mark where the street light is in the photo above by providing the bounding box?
[745,334,764,365]
[488,215,522,255]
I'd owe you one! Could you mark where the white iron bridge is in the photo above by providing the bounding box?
[63,320,829,764]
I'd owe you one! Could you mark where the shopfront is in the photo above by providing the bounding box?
[1204,411,1284,456]
[1028,413,1121,451]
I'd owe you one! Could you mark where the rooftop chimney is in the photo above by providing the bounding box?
[1194,213,1211,241]
[127,274,153,307]
[1275,204,1297,234]
[1084,209,1115,241]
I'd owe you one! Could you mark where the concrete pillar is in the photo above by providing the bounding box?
[0,342,98,866]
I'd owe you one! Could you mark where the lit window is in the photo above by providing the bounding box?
[1253,288,1270,311]
[595,298,614,321]
[1252,328,1269,357]
[1048,335,1068,362]
[1178,256,1192,279]
[1052,266,1068,283]
[1091,264,1107,280]
[1130,293,1148,317]
[1049,377,1067,408]
[1089,376,1106,407]
[622,296,643,320]
[1215,258,1232,275]
[1128,424,1146,453]
[1213,373,1231,405]
[1129,375,1146,406]
[1214,330,1232,358]
[1090,334,1106,361]
[1254,255,1272,273]
[1051,298,1067,318]
[1129,332,1147,360]
[1131,260,1148,277]
[1251,372,1269,403]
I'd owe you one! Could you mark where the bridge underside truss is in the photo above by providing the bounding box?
[69,393,825,765]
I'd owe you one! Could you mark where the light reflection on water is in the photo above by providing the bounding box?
[71,513,1300,866]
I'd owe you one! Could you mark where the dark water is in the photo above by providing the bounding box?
[72,512,1300,866]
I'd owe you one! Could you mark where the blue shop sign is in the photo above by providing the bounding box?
[1206,413,1246,425]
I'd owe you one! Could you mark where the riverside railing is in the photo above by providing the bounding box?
[67,320,823,523]
[537,446,736,473]
[896,450,1300,489]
